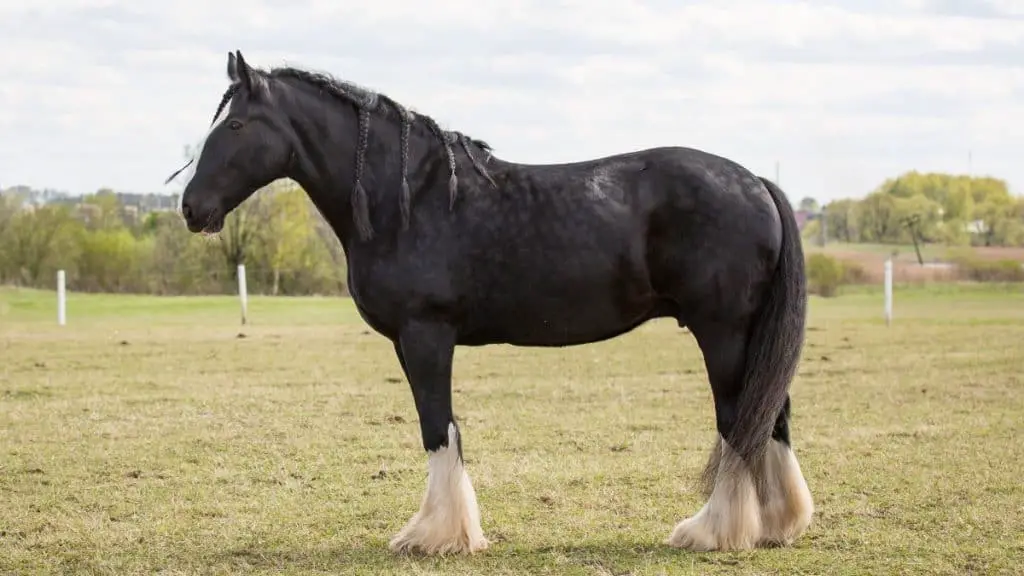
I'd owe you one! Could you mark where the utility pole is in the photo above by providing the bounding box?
[967,150,973,217]
[900,214,924,265]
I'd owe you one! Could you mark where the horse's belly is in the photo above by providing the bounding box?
[462,301,655,346]
[459,258,657,346]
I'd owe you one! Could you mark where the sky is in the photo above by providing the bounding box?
[0,0,1021,205]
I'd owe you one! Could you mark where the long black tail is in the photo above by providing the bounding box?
[727,177,808,466]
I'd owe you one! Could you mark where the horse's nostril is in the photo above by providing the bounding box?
[181,203,193,220]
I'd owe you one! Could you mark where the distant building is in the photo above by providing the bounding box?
[1,185,180,216]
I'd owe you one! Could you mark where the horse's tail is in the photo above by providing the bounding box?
[728,176,808,467]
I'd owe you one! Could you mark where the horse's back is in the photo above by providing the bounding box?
[501,145,782,232]
[498,145,783,264]
[506,145,785,326]
[446,146,784,344]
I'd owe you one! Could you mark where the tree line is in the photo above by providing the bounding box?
[802,171,1024,247]
[2,170,1022,297]
[0,181,348,296]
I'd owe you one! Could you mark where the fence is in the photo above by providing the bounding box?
[47,259,902,328]
[52,263,255,326]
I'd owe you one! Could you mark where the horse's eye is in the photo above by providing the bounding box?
[228,119,244,130]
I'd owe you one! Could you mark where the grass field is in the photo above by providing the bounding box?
[2,284,1023,575]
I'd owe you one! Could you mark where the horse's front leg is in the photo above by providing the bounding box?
[388,320,488,555]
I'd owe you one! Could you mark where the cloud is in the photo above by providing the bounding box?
[903,0,1024,17]
[0,0,1021,204]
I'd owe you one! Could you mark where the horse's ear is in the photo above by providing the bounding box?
[234,50,252,92]
[226,51,237,81]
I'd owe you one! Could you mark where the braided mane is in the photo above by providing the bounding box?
[264,66,496,240]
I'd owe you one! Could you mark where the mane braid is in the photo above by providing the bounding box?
[377,95,414,230]
[419,116,459,210]
[399,111,412,230]
[352,107,373,241]
[212,84,239,125]
[264,65,496,234]
[459,135,496,187]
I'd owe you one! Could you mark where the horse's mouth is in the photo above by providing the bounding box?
[186,209,224,235]
[201,216,224,235]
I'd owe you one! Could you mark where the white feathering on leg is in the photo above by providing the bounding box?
[389,422,488,555]
[667,435,763,551]
[758,439,814,547]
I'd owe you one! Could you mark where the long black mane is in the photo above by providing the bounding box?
[264,66,497,238]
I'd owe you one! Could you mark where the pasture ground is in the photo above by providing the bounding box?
[804,242,1024,285]
[1,284,1022,575]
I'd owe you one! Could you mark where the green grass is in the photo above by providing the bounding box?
[2,285,1023,575]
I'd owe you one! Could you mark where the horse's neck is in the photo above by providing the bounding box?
[286,141,359,250]
[286,91,499,250]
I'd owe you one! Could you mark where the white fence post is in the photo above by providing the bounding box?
[237,263,248,325]
[884,258,893,326]
[57,269,66,326]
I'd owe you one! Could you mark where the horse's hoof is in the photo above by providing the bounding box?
[388,529,489,556]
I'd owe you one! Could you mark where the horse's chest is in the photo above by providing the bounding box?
[345,272,397,336]
[346,254,454,338]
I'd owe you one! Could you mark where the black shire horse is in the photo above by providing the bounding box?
[173,51,814,555]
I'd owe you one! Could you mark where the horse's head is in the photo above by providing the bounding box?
[177,51,293,233]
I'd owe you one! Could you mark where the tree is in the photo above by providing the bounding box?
[0,194,21,282]
[799,197,819,213]
[0,181,352,295]
[974,196,1018,247]
[0,193,19,241]
[3,205,82,285]
[78,188,126,231]
[857,192,899,243]
[143,211,224,294]
[842,171,1022,247]
[216,188,269,280]
[942,177,974,222]
[257,181,316,295]
[893,194,943,243]
[74,227,147,292]
[823,198,860,243]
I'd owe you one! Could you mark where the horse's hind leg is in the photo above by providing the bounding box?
[666,322,813,551]
[667,324,763,551]
[388,320,488,555]
[758,396,814,547]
